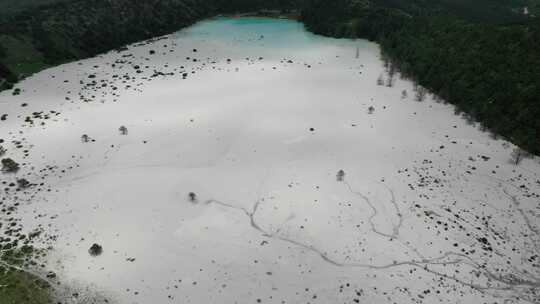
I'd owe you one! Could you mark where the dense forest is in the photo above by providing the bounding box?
[0,0,539,154]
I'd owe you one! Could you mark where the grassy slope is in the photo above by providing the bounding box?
[0,246,52,304]
[0,270,52,304]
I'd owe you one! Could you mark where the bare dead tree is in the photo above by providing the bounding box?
[415,86,427,102]
[510,147,531,165]
[382,54,390,71]
[377,74,384,86]
[386,63,396,87]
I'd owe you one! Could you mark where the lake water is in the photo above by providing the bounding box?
[0,17,538,304]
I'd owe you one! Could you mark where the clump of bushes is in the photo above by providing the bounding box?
[1,158,20,173]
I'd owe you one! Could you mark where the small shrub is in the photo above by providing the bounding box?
[88,243,103,256]
[336,170,345,182]
[415,86,427,102]
[17,178,31,189]
[385,74,394,87]
[401,90,408,99]
[119,126,128,135]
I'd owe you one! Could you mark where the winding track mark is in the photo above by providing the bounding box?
[204,179,540,303]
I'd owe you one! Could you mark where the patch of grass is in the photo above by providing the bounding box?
[0,267,53,304]
[0,245,54,304]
